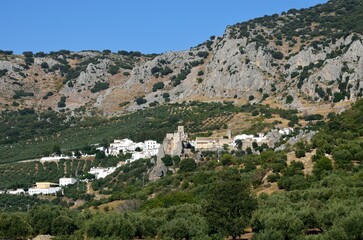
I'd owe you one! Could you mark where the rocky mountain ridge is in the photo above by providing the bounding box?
[1,0,363,115]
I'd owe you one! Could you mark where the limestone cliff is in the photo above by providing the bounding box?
[1,0,362,115]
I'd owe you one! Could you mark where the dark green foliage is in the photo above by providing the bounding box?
[272,51,284,59]
[333,92,345,102]
[162,92,170,99]
[313,156,333,179]
[23,51,33,58]
[304,114,324,121]
[0,69,8,77]
[12,90,34,99]
[161,155,173,166]
[91,82,109,93]
[58,96,66,108]
[108,65,119,75]
[84,213,135,239]
[0,212,32,239]
[179,158,198,172]
[285,95,294,104]
[135,97,147,105]
[197,51,209,59]
[34,52,46,57]
[41,62,49,69]
[152,82,165,92]
[204,172,256,238]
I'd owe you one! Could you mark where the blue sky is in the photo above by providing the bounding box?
[2,0,327,54]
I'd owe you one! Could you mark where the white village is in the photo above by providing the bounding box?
[0,126,293,196]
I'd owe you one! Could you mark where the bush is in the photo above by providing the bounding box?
[162,93,170,99]
[23,51,33,58]
[272,51,284,59]
[179,158,198,172]
[197,51,209,59]
[41,62,49,69]
[152,82,165,92]
[0,69,8,77]
[286,95,294,104]
[135,97,147,105]
[108,65,119,75]
[91,82,109,93]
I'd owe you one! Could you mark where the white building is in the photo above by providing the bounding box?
[278,127,294,135]
[59,177,77,186]
[8,188,26,195]
[108,139,134,155]
[107,139,160,161]
[28,187,61,195]
[0,190,4,194]
[40,154,71,163]
[28,182,61,196]
[89,167,117,179]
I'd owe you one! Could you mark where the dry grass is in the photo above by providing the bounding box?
[287,149,316,175]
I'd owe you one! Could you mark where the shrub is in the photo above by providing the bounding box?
[23,51,33,58]
[41,62,49,69]
[0,69,8,77]
[162,92,170,99]
[272,51,284,59]
[197,70,204,76]
[179,158,198,172]
[286,95,294,104]
[91,82,109,93]
[152,82,165,92]
[291,72,299,78]
[108,65,119,75]
[135,97,147,105]
[197,51,209,59]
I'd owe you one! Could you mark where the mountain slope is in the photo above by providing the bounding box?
[1,0,363,115]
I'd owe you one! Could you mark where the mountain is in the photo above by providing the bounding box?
[1,0,363,115]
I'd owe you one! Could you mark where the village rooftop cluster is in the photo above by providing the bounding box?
[0,126,293,196]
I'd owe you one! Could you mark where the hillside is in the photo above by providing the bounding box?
[1,0,363,115]
[1,1,363,239]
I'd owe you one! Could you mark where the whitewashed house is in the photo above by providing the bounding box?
[8,188,26,195]
[28,187,61,195]
[40,154,70,163]
[28,182,61,196]
[107,139,160,161]
[89,167,117,179]
[59,177,77,186]
[108,139,134,155]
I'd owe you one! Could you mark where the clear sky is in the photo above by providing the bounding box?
[2,0,328,54]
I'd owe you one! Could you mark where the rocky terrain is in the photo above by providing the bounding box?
[1,0,362,115]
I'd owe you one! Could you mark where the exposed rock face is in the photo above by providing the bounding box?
[148,145,167,182]
[1,1,363,115]
[275,130,317,152]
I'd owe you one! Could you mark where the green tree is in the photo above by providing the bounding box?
[179,158,198,173]
[204,172,256,239]
[52,144,61,155]
[313,156,333,179]
[0,213,32,239]
[162,155,173,166]
[158,214,209,240]
[83,213,135,239]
